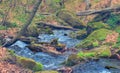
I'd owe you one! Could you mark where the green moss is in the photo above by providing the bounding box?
[88,22,110,29]
[8,50,15,56]
[115,26,120,33]
[77,45,111,58]
[106,14,120,28]
[76,29,113,49]
[77,52,96,58]
[16,56,43,71]
[8,22,18,28]
[92,41,99,47]
[0,25,6,30]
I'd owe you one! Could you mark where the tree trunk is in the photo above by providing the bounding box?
[85,0,91,10]
[3,0,42,47]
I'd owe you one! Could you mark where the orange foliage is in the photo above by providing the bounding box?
[105,32,119,43]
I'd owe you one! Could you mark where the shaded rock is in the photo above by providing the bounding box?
[56,10,86,29]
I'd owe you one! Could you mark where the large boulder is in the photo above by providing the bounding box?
[6,49,43,72]
[65,45,111,66]
[76,29,115,49]
[56,10,86,29]
[15,56,43,72]
[77,45,111,58]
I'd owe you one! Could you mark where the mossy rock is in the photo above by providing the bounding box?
[16,56,43,71]
[88,22,110,30]
[69,29,87,39]
[7,49,43,71]
[65,54,81,66]
[76,29,114,49]
[77,45,111,59]
[56,10,86,29]
[35,70,58,73]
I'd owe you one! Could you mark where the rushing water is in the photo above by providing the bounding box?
[7,30,117,73]
[38,30,80,48]
[72,61,111,73]
[8,30,80,70]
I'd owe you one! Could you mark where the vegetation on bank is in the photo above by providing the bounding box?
[8,49,43,72]
[0,0,120,72]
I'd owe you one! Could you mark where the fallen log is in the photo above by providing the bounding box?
[36,22,79,31]
[27,44,62,55]
[77,6,120,16]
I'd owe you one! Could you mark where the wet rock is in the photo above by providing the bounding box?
[56,10,86,29]
[65,54,81,66]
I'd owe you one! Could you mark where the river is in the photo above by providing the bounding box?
[7,30,120,73]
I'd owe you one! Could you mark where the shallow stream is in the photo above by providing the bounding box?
[8,30,120,73]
